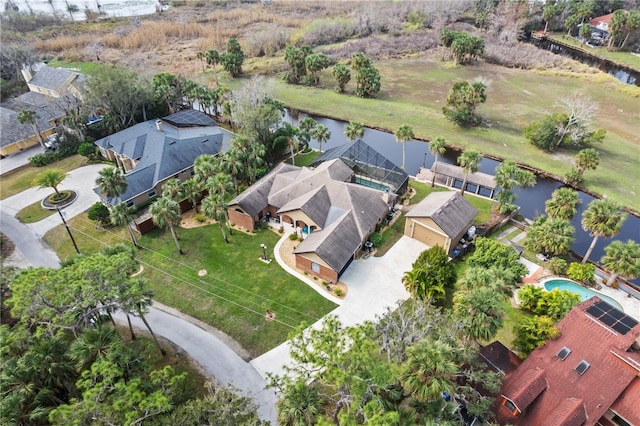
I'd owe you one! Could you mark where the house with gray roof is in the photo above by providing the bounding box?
[228,158,395,282]
[1,65,83,157]
[93,109,225,206]
[404,191,477,256]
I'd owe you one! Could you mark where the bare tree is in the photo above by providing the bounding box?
[555,92,599,146]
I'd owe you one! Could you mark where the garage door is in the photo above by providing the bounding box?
[411,221,443,248]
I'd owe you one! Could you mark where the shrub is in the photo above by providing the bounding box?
[289,233,298,241]
[77,142,98,159]
[87,202,111,224]
[278,226,284,234]
[548,257,567,275]
[369,232,383,247]
[194,214,206,223]
[313,276,318,280]
[29,151,62,167]
[334,288,343,297]
[567,262,595,285]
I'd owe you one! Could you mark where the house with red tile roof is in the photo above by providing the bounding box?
[495,297,640,426]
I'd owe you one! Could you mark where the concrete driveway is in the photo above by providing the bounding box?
[2,164,108,237]
[251,235,428,378]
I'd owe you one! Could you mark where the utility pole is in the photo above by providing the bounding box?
[56,205,80,254]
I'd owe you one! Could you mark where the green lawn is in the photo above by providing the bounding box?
[1,155,88,200]
[483,300,533,351]
[45,216,337,357]
[16,201,55,223]
[43,214,130,261]
[261,57,640,212]
[289,150,321,167]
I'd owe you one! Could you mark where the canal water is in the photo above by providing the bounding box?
[287,111,640,285]
[536,39,639,86]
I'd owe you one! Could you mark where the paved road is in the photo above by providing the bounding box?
[113,307,278,423]
[0,166,278,424]
[0,209,60,268]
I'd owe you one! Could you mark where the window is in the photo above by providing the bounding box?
[612,414,632,426]
[311,262,320,273]
[575,360,590,375]
[126,200,134,208]
[148,190,156,197]
[503,399,519,415]
[557,347,571,360]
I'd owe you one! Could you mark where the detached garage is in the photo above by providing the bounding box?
[404,191,477,255]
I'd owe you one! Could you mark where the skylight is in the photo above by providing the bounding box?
[575,360,590,375]
[556,347,571,361]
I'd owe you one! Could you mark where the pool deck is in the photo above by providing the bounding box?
[518,258,640,320]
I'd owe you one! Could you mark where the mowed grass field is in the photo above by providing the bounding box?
[45,215,337,357]
[245,56,639,212]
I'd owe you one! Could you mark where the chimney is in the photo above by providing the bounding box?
[21,68,32,83]
[155,120,163,131]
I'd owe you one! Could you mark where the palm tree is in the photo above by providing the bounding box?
[245,142,266,184]
[574,148,599,177]
[202,194,230,243]
[395,125,414,170]
[149,196,184,255]
[524,216,575,256]
[457,150,481,196]
[545,187,581,220]
[454,286,505,341]
[110,203,139,247]
[428,137,447,187]
[161,177,184,203]
[196,51,206,73]
[95,167,128,205]
[311,124,331,154]
[298,117,317,151]
[400,339,457,402]
[32,169,67,196]
[601,240,640,286]
[193,154,220,184]
[344,121,364,141]
[581,199,627,264]
[17,109,45,148]
[206,49,220,83]
[277,380,322,426]
[182,177,203,213]
[68,324,120,371]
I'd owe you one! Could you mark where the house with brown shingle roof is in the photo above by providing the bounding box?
[227,158,394,283]
[403,191,477,256]
[496,297,640,426]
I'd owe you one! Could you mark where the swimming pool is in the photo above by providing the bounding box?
[543,278,624,311]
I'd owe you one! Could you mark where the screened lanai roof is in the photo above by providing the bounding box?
[310,139,409,194]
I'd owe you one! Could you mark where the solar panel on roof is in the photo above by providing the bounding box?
[586,300,638,335]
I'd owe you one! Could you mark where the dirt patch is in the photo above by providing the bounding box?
[179,208,215,229]
[0,233,15,259]
[279,236,348,299]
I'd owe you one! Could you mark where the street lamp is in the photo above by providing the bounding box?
[260,243,268,261]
